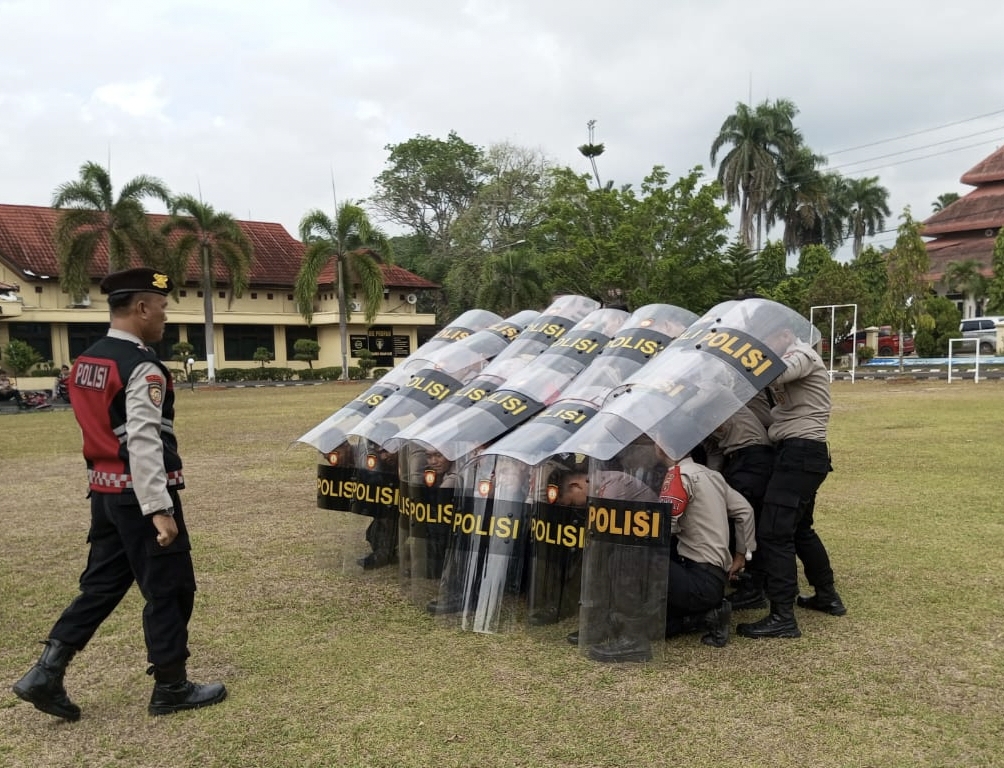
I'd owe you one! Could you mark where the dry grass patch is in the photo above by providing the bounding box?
[2,380,1003,767]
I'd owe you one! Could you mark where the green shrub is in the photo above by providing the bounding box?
[856,345,876,364]
[2,339,43,376]
[371,368,389,379]
[347,366,364,380]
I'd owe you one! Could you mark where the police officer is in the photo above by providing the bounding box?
[736,321,846,640]
[659,450,756,648]
[12,268,226,719]
[710,404,774,611]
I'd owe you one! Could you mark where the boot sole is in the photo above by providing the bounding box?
[12,685,81,721]
[736,627,802,639]
[148,688,228,716]
[797,602,847,616]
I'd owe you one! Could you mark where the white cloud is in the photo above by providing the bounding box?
[91,78,168,120]
[1,0,1003,244]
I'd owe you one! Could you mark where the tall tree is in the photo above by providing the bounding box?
[578,119,605,189]
[941,258,989,319]
[884,208,932,369]
[162,195,253,383]
[766,146,840,254]
[294,204,390,381]
[434,142,554,320]
[476,245,550,316]
[52,161,171,302]
[755,240,788,292]
[844,176,891,258]
[710,98,802,250]
[369,131,485,253]
[720,238,760,299]
[932,192,960,212]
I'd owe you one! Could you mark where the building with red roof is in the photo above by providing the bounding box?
[0,203,439,374]
[922,145,1004,318]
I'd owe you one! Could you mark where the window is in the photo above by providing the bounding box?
[185,325,207,360]
[68,323,109,359]
[251,292,258,300]
[8,322,53,362]
[223,325,274,361]
[284,326,318,359]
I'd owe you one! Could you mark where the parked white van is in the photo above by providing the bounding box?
[959,316,1004,354]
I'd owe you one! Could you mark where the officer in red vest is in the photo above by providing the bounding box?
[12,267,226,720]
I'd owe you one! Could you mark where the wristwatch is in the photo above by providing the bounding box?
[744,550,753,561]
[154,507,175,517]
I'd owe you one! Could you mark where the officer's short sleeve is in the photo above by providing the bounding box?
[124,360,173,515]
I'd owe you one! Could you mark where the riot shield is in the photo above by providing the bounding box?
[397,441,459,607]
[430,453,533,634]
[485,304,698,467]
[413,307,628,462]
[313,438,398,571]
[576,445,671,663]
[297,308,502,454]
[383,295,601,453]
[348,310,539,450]
[555,298,820,463]
[524,456,589,627]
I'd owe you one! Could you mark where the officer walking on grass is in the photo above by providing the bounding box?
[12,268,226,720]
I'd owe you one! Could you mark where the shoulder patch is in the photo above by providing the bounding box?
[146,375,164,407]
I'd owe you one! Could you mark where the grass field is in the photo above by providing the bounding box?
[1,379,1003,768]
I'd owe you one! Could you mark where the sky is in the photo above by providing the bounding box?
[2,0,1004,258]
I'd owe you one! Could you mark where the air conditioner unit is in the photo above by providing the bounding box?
[71,295,91,307]
[405,293,418,305]
[349,300,363,312]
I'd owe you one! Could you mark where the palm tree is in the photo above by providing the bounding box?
[476,245,548,315]
[294,203,390,381]
[844,176,891,258]
[710,99,802,251]
[941,258,989,319]
[766,147,848,253]
[51,161,171,302]
[932,192,960,213]
[578,119,605,189]
[162,195,253,383]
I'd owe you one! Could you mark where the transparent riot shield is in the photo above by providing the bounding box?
[525,456,589,628]
[430,453,533,634]
[485,303,697,467]
[398,441,459,608]
[576,442,671,663]
[383,295,602,454]
[413,307,628,462]
[314,437,393,572]
[297,308,503,454]
[348,311,539,450]
[555,298,820,463]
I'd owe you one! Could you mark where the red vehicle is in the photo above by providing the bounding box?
[826,326,915,357]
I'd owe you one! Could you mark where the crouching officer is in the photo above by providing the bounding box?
[11,268,226,720]
[659,449,756,648]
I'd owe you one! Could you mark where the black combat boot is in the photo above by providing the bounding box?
[797,585,847,616]
[587,617,653,663]
[666,612,706,638]
[701,599,732,648]
[566,630,579,646]
[148,661,227,716]
[736,602,801,639]
[12,639,81,721]
[727,571,767,610]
